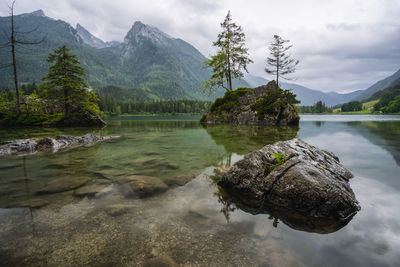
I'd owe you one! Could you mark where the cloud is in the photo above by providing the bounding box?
[1,0,399,93]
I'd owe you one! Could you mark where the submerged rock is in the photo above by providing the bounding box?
[218,138,360,221]
[201,81,300,126]
[0,134,120,157]
[120,175,168,198]
[37,176,90,194]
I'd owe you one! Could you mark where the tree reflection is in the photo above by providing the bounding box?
[203,124,299,155]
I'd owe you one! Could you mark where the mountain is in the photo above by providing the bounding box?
[355,69,400,101]
[76,24,120,48]
[0,10,227,100]
[245,74,363,106]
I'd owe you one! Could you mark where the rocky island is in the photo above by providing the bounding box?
[201,81,300,126]
[216,138,360,223]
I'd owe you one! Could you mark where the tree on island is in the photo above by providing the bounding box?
[265,35,299,85]
[0,0,44,113]
[200,11,253,95]
[41,45,99,118]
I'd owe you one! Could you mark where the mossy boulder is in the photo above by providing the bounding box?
[201,81,300,126]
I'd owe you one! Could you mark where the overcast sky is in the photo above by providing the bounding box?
[1,0,400,93]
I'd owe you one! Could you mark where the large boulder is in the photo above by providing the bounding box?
[201,81,300,126]
[217,138,360,221]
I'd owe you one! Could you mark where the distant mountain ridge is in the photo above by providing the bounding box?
[355,69,400,101]
[245,74,363,106]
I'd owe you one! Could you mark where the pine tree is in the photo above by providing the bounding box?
[200,11,253,95]
[41,45,94,117]
[265,35,299,85]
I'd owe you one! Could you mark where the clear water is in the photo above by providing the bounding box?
[0,115,399,266]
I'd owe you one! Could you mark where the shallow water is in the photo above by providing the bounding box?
[0,115,400,266]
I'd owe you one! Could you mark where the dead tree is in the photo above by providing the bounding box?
[0,0,44,113]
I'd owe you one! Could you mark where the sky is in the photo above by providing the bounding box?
[1,0,400,93]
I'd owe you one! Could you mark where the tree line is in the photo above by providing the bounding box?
[99,98,212,115]
[298,101,332,113]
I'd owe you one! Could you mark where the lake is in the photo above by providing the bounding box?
[0,115,400,266]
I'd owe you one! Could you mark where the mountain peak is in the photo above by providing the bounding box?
[124,21,170,44]
[19,9,46,18]
[30,9,45,17]
[76,23,107,49]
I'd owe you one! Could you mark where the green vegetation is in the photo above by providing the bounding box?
[41,45,99,117]
[209,88,249,113]
[99,98,212,116]
[372,80,400,114]
[298,101,332,113]
[199,11,252,95]
[363,99,379,109]
[250,88,299,120]
[0,46,101,126]
[341,101,363,112]
[270,152,288,171]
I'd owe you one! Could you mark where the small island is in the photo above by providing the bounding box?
[201,81,300,126]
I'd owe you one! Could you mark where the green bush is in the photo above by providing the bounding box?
[210,88,249,113]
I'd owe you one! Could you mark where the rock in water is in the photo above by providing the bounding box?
[37,134,119,152]
[0,134,120,157]
[37,176,90,194]
[0,139,37,156]
[218,138,360,220]
[120,175,168,198]
[201,81,300,126]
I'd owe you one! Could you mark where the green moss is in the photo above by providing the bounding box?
[210,88,249,114]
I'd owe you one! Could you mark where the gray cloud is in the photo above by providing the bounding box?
[1,0,399,93]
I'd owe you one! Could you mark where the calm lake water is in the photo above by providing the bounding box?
[1,115,400,266]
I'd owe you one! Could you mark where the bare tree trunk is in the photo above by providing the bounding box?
[10,1,20,113]
[276,45,280,86]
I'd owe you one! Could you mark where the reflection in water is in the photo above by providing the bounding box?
[214,185,353,234]
[0,115,400,266]
[203,124,298,168]
[203,124,299,155]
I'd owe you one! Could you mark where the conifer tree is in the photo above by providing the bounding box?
[41,45,95,117]
[265,35,299,85]
[200,11,253,95]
